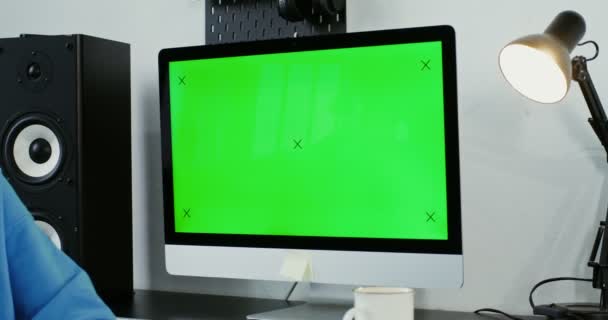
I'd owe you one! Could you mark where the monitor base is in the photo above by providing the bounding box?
[247,303,350,320]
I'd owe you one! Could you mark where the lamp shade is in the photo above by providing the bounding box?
[499,11,586,104]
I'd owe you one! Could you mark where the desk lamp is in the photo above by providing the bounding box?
[499,10,608,319]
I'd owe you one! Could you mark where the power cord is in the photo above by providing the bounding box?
[474,277,592,320]
[474,308,525,320]
[577,40,599,61]
[528,277,592,309]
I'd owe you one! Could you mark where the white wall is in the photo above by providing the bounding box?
[349,0,608,313]
[2,0,608,315]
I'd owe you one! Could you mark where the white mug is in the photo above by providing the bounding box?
[342,287,414,320]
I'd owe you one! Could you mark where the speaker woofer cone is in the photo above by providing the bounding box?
[34,219,63,250]
[31,211,65,252]
[2,113,66,184]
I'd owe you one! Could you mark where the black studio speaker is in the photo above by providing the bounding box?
[0,34,133,302]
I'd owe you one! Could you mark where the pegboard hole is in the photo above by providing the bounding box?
[206,0,346,44]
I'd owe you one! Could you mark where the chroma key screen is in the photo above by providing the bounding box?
[168,41,448,240]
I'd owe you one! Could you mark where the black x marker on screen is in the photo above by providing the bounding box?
[421,59,431,71]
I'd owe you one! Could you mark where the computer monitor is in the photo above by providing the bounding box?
[159,26,462,289]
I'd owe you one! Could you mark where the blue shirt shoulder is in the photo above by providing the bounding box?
[0,174,114,319]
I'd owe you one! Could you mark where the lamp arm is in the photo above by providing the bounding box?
[573,56,608,155]
[573,56,608,310]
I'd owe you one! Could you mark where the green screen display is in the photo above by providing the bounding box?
[169,41,448,240]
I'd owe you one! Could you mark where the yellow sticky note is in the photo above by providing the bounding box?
[280,251,313,281]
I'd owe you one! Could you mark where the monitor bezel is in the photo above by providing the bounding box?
[159,25,462,255]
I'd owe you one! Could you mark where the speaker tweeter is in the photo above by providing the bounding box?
[17,50,53,92]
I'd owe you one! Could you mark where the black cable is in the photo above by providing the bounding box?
[528,277,592,309]
[474,308,525,320]
[474,277,592,320]
[284,281,298,301]
[578,40,600,61]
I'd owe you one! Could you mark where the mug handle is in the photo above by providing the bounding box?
[342,307,363,320]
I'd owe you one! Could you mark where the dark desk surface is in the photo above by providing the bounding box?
[112,290,291,320]
[111,290,537,320]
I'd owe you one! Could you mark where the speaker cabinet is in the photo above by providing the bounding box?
[0,34,132,302]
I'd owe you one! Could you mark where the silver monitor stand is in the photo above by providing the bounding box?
[248,283,353,320]
[247,303,350,320]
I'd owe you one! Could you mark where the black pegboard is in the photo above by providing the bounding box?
[206,0,346,44]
